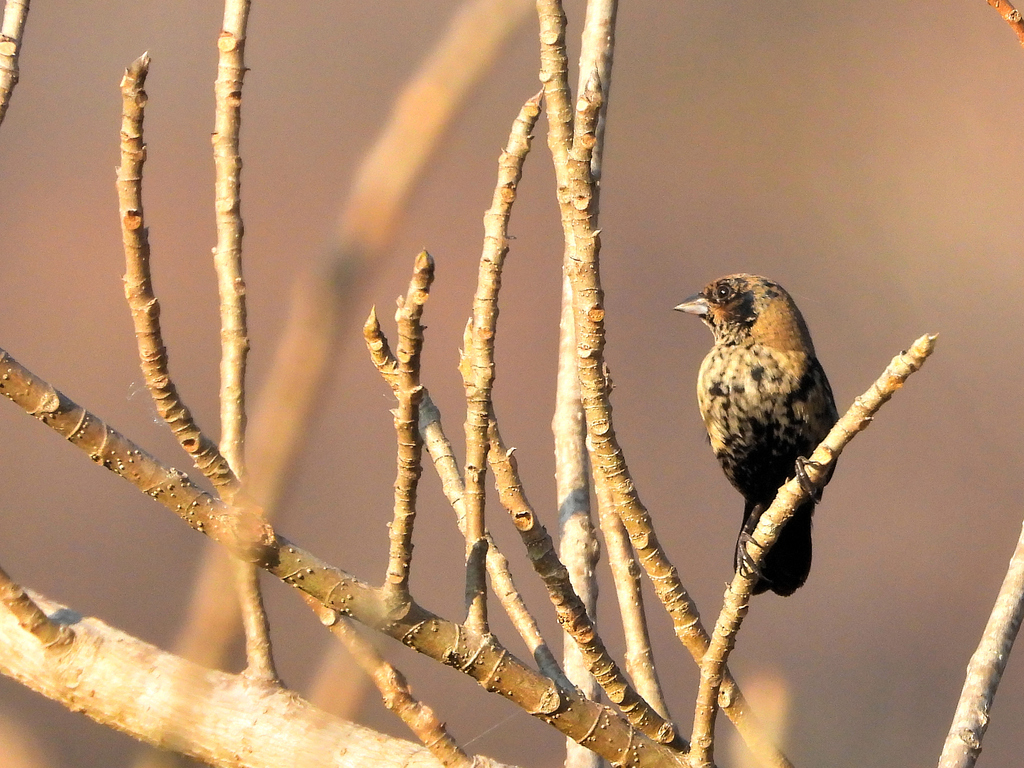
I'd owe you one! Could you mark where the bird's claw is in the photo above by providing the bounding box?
[795,456,824,502]
[735,531,766,581]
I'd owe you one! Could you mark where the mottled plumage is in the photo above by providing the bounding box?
[676,274,838,596]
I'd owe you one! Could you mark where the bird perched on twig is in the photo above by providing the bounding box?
[676,274,838,596]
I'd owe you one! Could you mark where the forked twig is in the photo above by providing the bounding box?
[364,320,567,686]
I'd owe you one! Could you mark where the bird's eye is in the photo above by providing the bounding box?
[714,283,733,301]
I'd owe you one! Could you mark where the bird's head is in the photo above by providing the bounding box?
[675,273,815,352]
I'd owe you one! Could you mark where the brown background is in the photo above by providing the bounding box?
[1,2,1022,766]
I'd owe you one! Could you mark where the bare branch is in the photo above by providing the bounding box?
[0,589,508,768]
[0,563,72,648]
[459,92,541,634]
[0,0,29,130]
[246,0,534,518]
[938,497,1024,768]
[985,0,1024,46]
[489,421,677,746]
[690,334,938,768]
[541,5,791,763]
[383,252,435,599]
[0,348,681,767]
[213,0,250,474]
[596,481,668,720]
[304,597,474,768]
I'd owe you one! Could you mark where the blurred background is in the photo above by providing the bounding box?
[1,2,1022,766]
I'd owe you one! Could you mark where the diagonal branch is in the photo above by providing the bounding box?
[0,346,683,768]
[689,334,938,768]
[0,0,29,131]
[0,562,72,649]
[985,0,1024,46]
[938,479,1024,768]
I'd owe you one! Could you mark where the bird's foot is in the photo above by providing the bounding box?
[795,456,824,502]
[735,531,766,582]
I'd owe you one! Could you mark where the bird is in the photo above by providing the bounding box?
[675,274,838,596]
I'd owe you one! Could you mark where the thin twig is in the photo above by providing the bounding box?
[554,9,619,767]
[211,0,278,684]
[0,562,72,648]
[0,348,680,767]
[213,0,250,474]
[689,335,938,768]
[382,252,434,599]
[985,0,1024,46]
[489,420,677,746]
[303,596,474,768]
[938,509,1024,767]
[365,307,567,685]
[0,0,29,130]
[459,92,541,634]
[597,481,669,719]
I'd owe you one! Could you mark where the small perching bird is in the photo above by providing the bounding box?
[676,274,838,596]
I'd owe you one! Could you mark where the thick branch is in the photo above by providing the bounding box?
[0,589,506,768]
[690,335,938,768]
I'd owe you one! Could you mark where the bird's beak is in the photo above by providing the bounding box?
[674,294,708,316]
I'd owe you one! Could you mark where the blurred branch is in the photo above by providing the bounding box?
[938,500,1024,767]
[168,0,534,688]
[690,334,938,768]
[0,589,509,768]
[0,0,29,130]
[985,0,1024,46]
[304,596,474,768]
